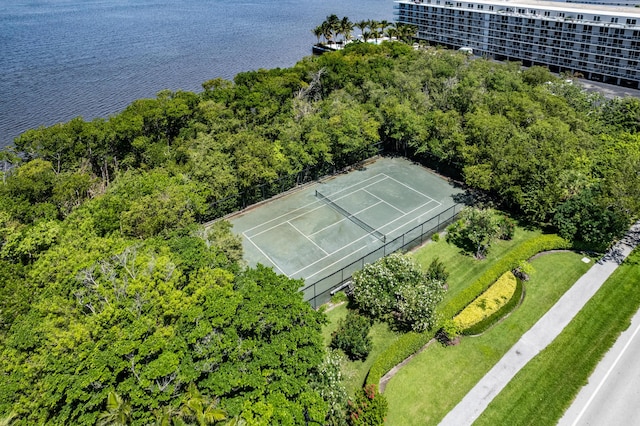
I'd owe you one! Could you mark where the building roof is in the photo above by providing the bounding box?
[397,0,640,16]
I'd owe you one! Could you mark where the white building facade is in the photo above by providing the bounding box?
[395,0,640,87]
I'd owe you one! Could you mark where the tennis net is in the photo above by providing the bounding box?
[316,190,386,242]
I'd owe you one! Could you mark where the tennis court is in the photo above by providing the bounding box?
[227,156,465,297]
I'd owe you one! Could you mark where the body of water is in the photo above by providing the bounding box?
[0,0,395,148]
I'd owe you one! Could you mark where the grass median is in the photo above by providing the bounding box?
[383,251,593,425]
[474,248,640,426]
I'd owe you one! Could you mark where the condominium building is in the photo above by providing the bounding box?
[395,0,640,87]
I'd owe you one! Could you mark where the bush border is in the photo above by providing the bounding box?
[365,234,570,388]
[460,277,524,336]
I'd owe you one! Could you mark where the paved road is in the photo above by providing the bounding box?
[576,79,640,100]
[438,222,640,426]
[558,308,640,426]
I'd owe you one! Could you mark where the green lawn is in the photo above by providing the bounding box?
[412,228,541,308]
[474,248,640,426]
[321,303,401,396]
[383,251,593,425]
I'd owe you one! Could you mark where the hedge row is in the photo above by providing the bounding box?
[440,234,570,320]
[366,234,569,389]
[461,277,524,336]
[454,271,518,331]
[365,330,436,386]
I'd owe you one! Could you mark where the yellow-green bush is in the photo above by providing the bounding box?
[440,234,569,319]
[453,271,517,330]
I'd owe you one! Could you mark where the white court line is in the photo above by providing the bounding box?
[244,234,286,276]
[290,232,377,277]
[381,173,439,204]
[384,201,442,236]
[300,244,371,281]
[309,200,385,237]
[299,201,443,279]
[292,201,385,276]
[245,172,446,280]
[289,221,328,255]
[243,173,388,236]
[570,319,640,426]
[363,188,406,214]
[378,199,440,231]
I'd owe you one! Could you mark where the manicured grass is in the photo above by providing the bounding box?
[474,249,640,426]
[383,251,593,425]
[412,227,541,309]
[321,302,348,346]
[320,303,401,396]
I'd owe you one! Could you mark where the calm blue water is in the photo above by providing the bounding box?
[0,0,395,148]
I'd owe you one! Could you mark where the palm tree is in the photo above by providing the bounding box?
[179,383,227,426]
[398,24,418,43]
[379,19,391,39]
[312,26,324,44]
[97,391,132,426]
[355,20,369,39]
[340,16,354,43]
[325,14,341,45]
[369,20,381,43]
[321,21,333,45]
[385,26,398,41]
[0,413,16,426]
[154,405,181,426]
[362,31,373,43]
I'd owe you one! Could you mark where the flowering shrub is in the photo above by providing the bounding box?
[352,253,446,332]
[347,384,388,426]
[453,271,517,331]
[312,349,348,426]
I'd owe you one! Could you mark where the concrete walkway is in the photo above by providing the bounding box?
[439,222,640,426]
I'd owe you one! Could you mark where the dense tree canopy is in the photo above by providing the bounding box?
[1,39,639,423]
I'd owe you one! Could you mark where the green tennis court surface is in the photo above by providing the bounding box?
[228,156,464,287]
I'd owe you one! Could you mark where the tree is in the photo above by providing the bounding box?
[97,392,132,426]
[179,383,227,426]
[312,26,324,44]
[553,188,627,250]
[355,20,369,39]
[447,207,501,259]
[339,17,354,43]
[330,311,372,361]
[351,253,446,331]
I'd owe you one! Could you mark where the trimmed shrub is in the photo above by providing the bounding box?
[462,277,523,336]
[431,232,441,242]
[454,271,517,331]
[331,311,373,361]
[347,384,388,426]
[437,318,462,345]
[440,234,569,320]
[365,234,569,387]
[365,331,435,386]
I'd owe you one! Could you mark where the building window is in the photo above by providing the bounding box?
[612,17,618,23]
[544,11,550,17]
[627,19,637,25]
[594,16,600,22]
[578,14,583,20]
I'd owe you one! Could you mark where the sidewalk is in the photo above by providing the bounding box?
[439,222,640,426]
